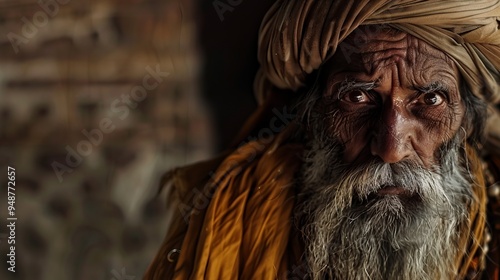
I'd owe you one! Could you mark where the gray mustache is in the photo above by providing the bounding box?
[331,160,447,203]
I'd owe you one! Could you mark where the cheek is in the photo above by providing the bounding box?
[404,103,464,167]
[419,102,464,137]
[449,101,465,134]
[322,103,375,161]
[428,103,465,159]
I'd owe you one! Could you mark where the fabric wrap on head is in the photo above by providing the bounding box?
[256,0,500,152]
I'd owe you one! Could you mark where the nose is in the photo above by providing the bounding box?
[370,103,413,163]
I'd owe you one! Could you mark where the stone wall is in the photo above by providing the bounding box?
[0,0,213,279]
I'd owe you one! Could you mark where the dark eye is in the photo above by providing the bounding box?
[418,92,445,106]
[342,91,370,104]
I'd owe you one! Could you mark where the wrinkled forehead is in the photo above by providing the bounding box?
[326,25,456,75]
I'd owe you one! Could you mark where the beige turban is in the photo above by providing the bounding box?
[256,0,500,152]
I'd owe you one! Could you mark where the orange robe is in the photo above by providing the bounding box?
[144,131,499,279]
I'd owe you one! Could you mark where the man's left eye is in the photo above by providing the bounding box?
[418,92,445,106]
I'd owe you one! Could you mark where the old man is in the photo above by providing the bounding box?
[145,0,500,279]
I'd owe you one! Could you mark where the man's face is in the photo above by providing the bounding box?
[322,26,465,168]
[298,26,472,280]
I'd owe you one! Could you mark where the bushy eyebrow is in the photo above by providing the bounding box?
[412,81,449,95]
[333,78,451,101]
[336,78,378,99]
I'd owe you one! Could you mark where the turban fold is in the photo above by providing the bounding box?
[257,0,500,101]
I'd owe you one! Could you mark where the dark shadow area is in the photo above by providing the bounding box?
[197,0,274,151]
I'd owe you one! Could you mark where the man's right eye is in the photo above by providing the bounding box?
[342,91,370,104]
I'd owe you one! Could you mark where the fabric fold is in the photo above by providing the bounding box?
[169,138,303,279]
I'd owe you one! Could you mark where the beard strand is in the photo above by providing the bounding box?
[296,120,473,280]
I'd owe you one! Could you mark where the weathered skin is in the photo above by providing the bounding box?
[320,27,465,170]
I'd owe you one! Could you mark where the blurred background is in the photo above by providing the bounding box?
[0,0,272,279]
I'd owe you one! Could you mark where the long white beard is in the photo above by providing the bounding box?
[297,128,473,280]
